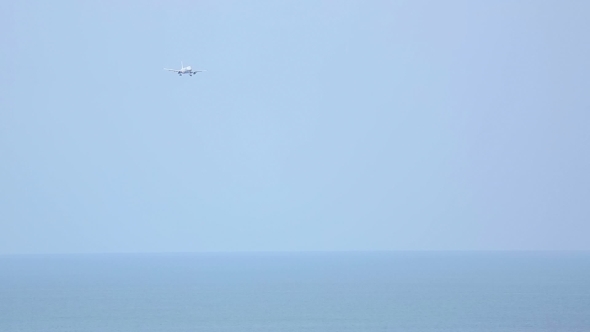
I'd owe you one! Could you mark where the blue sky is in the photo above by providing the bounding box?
[1,1,589,253]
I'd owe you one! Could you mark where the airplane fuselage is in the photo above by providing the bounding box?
[177,66,203,76]
[165,62,205,76]
[177,66,191,75]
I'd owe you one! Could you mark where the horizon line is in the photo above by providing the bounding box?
[1,249,589,257]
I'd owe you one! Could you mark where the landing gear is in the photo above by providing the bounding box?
[178,73,182,76]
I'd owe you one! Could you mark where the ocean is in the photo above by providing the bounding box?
[1,251,589,332]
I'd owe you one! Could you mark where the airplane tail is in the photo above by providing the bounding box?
[181,61,183,69]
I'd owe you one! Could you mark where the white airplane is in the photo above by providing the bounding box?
[164,61,205,76]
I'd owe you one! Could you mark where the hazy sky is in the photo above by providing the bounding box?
[1,1,589,254]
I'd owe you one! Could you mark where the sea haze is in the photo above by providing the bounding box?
[1,251,589,332]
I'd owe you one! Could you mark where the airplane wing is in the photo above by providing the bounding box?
[164,68,180,73]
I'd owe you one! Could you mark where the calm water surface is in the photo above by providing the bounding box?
[1,252,589,332]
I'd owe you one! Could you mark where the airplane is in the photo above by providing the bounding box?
[164,61,206,76]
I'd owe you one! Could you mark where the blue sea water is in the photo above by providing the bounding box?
[0,252,589,332]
